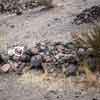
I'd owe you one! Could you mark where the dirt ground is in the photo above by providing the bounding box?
[0,0,100,100]
[0,71,100,100]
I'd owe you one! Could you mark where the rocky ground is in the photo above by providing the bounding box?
[0,0,100,100]
[0,0,100,49]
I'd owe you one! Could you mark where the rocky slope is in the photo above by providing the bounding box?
[0,0,99,49]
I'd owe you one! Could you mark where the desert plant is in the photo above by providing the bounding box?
[72,26,100,58]
[71,25,100,73]
[75,62,99,87]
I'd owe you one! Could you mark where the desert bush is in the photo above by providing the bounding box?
[72,25,100,58]
[71,25,100,73]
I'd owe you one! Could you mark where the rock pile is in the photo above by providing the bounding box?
[0,0,53,15]
[73,5,100,25]
[0,0,23,15]
[0,41,97,76]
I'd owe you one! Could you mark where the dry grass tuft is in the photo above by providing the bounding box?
[74,63,100,88]
[71,26,100,58]
[71,26,100,87]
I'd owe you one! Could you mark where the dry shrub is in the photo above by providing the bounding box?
[71,26,100,87]
[74,63,100,88]
[71,26,100,57]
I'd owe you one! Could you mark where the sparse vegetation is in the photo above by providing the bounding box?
[71,26,100,86]
[72,25,100,63]
[73,26,100,52]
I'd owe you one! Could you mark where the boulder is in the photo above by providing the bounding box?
[30,55,42,69]
[0,64,11,73]
[64,64,78,76]
[15,62,26,75]
[31,47,39,55]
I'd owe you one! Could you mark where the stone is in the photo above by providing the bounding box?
[92,98,98,100]
[0,54,6,64]
[78,48,86,56]
[31,55,42,69]
[5,41,99,75]
[0,3,4,13]
[8,46,25,61]
[15,9,22,15]
[42,62,56,73]
[31,47,39,55]
[43,55,53,63]
[20,54,31,63]
[0,64,11,73]
[9,62,19,71]
[8,46,24,57]
[10,24,15,28]
[55,53,65,59]
[15,62,26,75]
[8,48,15,57]
[23,48,33,56]
[56,45,65,53]
[54,18,61,22]
[14,46,24,56]
[64,54,79,64]
[13,55,21,62]
[65,64,78,76]
[64,42,75,49]
[86,56,96,71]
[86,48,93,55]
[1,54,9,63]
[39,44,49,55]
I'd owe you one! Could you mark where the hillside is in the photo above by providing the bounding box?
[0,0,100,48]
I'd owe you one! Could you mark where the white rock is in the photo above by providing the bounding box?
[8,49,15,56]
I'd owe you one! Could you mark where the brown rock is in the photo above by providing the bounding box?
[0,64,11,73]
[56,45,65,53]
[31,47,39,55]
[42,62,55,73]
[10,62,19,71]
[43,55,53,63]
[15,63,26,75]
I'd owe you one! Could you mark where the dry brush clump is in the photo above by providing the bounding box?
[71,26,100,86]
[72,26,100,60]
